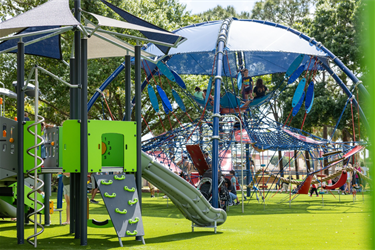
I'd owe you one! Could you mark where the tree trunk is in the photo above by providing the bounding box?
[278,151,284,177]
[342,128,349,165]
[294,150,299,179]
[305,151,311,172]
[323,125,329,175]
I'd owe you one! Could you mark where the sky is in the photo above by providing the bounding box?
[179,0,258,14]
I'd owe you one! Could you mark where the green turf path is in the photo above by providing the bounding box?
[0,192,372,249]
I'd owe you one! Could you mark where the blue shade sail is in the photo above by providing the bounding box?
[0,26,62,59]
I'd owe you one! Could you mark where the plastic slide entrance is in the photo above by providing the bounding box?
[141,152,227,229]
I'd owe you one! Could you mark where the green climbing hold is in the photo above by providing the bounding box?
[124,186,135,192]
[126,230,138,236]
[115,208,127,214]
[129,217,139,224]
[104,192,116,198]
[114,175,125,180]
[128,198,138,205]
[101,179,113,185]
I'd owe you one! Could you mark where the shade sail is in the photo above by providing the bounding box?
[86,24,155,59]
[101,0,184,54]
[144,19,329,77]
[0,26,62,59]
[89,12,181,38]
[0,88,17,99]
[0,0,79,38]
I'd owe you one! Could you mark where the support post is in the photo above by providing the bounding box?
[44,173,51,225]
[17,39,25,245]
[246,144,251,197]
[80,37,88,246]
[72,0,82,238]
[135,45,142,242]
[125,55,131,121]
[212,19,230,208]
[69,57,76,235]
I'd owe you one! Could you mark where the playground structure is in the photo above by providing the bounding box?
[0,0,370,248]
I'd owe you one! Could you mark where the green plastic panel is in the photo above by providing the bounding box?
[23,121,41,173]
[87,120,137,172]
[10,183,45,214]
[62,120,81,173]
[59,126,63,168]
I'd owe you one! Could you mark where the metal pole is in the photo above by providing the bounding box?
[16,39,25,245]
[80,37,88,246]
[73,0,81,239]
[212,19,230,208]
[246,144,251,197]
[125,54,131,121]
[135,44,142,242]
[34,67,39,246]
[69,57,76,235]
[44,173,51,226]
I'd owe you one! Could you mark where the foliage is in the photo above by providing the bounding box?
[196,5,250,21]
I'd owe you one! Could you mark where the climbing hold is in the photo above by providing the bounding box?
[126,230,138,236]
[124,186,135,192]
[104,192,116,198]
[101,179,113,185]
[115,208,127,214]
[129,217,139,224]
[114,175,125,180]
[128,198,138,205]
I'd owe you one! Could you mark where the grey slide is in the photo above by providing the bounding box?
[141,152,227,227]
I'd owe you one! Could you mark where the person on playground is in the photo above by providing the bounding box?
[62,172,70,225]
[90,173,100,204]
[345,169,352,194]
[240,69,253,100]
[202,89,213,105]
[204,152,212,168]
[148,182,155,198]
[253,78,268,99]
[309,183,318,197]
[193,86,204,100]
[229,170,246,201]
[224,179,239,206]
[176,155,192,175]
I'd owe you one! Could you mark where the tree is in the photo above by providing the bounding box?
[197,5,250,21]
[251,0,314,27]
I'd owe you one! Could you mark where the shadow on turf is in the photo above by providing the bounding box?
[0,230,220,249]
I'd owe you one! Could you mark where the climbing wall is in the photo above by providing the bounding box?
[95,174,144,239]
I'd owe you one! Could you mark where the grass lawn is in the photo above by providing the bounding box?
[0,191,372,250]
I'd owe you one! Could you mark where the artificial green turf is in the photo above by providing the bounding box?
[0,191,372,249]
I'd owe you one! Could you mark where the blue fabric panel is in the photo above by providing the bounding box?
[292,91,305,116]
[147,85,159,113]
[0,26,62,59]
[161,98,169,114]
[142,59,157,77]
[220,92,241,108]
[171,69,186,89]
[249,93,273,108]
[156,85,172,112]
[204,77,213,104]
[305,82,314,113]
[172,90,186,112]
[192,96,213,111]
[288,64,305,84]
[101,0,180,54]
[243,51,326,77]
[292,78,306,107]
[285,54,305,78]
[237,72,242,90]
[157,61,175,81]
